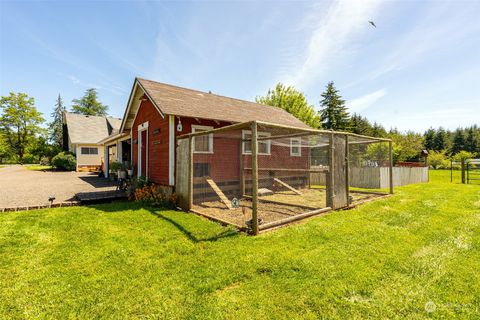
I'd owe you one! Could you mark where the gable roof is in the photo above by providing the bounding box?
[121,78,309,131]
[64,112,122,144]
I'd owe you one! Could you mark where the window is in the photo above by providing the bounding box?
[194,163,210,177]
[290,138,301,156]
[192,125,213,153]
[242,130,271,155]
[81,147,98,155]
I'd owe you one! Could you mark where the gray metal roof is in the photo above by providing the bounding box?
[64,112,122,144]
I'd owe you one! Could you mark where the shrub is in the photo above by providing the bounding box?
[131,183,177,209]
[39,156,50,166]
[427,150,450,169]
[52,152,76,171]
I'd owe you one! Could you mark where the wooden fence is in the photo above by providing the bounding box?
[310,166,428,189]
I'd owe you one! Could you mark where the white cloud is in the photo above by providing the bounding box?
[347,88,386,112]
[285,0,383,88]
[68,75,80,85]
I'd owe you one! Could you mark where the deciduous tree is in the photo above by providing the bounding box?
[256,83,321,128]
[0,93,44,162]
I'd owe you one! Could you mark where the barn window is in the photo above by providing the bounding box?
[80,147,98,155]
[290,138,301,156]
[192,125,213,153]
[242,130,271,155]
[194,163,210,177]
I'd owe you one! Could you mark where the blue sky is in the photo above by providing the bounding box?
[1,0,479,132]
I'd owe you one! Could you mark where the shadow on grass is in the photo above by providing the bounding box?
[89,201,240,243]
[147,209,239,243]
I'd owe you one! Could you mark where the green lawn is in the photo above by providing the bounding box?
[1,170,479,319]
[25,164,53,171]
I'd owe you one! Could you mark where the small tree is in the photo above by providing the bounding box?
[256,83,321,128]
[71,88,108,116]
[0,93,44,162]
[427,150,449,169]
[453,150,475,162]
[389,131,424,161]
[319,82,350,131]
[49,94,66,148]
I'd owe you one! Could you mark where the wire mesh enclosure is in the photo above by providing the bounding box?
[176,121,393,234]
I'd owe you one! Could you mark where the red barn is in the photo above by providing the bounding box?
[104,78,310,192]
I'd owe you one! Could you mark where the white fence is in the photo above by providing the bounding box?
[311,166,428,189]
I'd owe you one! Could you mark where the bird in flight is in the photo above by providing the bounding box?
[368,21,377,28]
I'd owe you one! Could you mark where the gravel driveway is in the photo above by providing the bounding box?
[0,165,117,209]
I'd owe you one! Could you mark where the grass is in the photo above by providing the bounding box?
[25,164,53,171]
[1,170,479,319]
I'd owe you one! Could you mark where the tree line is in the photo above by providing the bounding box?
[0,88,108,164]
[256,82,478,164]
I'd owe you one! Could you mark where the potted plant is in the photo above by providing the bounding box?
[125,161,133,177]
[109,161,123,180]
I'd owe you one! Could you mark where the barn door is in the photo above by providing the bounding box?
[141,130,147,177]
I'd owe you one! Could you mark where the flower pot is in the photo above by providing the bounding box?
[127,169,133,177]
[118,170,127,179]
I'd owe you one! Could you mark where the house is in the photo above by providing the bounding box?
[103,77,309,188]
[63,112,122,172]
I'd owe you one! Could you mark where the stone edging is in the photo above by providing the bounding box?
[0,201,81,212]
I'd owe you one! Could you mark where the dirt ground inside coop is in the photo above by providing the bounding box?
[191,188,382,228]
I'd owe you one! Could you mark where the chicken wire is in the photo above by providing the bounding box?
[180,121,392,233]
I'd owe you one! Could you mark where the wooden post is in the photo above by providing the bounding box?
[188,136,193,210]
[345,135,350,206]
[251,121,259,235]
[389,141,394,194]
[307,147,311,189]
[450,160,453,183]
[467,162,470,184]
[326,133,335,208]
[461,159,466,184]
[239,139,245,197]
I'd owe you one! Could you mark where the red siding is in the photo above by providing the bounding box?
[131,98,308,188]
[132,99,170,185]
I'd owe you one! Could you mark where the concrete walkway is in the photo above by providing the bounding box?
[0,165,117,209]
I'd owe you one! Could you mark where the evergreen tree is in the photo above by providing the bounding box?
[349,113,373,136]
[465,125,480,154]
[451,128,466,154]
[71,88,108,116]
[433,127,449,152]
[424,127,436,150]
[256,83,321,128]
[319,82,350,130]
[371,122,387,138]
[49,94,66,148]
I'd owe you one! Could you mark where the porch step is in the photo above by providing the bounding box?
[76,190,127,204]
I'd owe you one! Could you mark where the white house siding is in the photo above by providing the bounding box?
[75,144,104,171]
